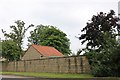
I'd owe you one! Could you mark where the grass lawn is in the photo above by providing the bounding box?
[1,72,93,78]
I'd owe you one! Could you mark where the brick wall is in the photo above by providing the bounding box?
[2,56,91,73]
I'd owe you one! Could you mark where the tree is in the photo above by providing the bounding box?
[28,25,71,55]
[85,32,120,76]
[2,20,34,57]
[79,10,120,77]
[76,49,82,55]
[2,40,20,61]
[79,10,120,50]
[118,36,120,44]
[0,39,2,58]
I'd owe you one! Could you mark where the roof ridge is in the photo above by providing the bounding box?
[31,44,63,57]
[32,44,54,48]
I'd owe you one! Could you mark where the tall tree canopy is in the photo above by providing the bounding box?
[2,20,33,57]
[0,39,2,58]
[79,10,120,77]
[79,10,120,50]
[28,25,71,55]
[2,40,20,61]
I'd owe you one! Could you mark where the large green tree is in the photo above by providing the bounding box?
[2,40,20,61]
[2,20,33,57]
[28,25,71,55]
[86,32,120,77]
[0,39,2,58]
[79,10,120,77]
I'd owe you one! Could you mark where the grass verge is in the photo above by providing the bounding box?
[1,72,93,78]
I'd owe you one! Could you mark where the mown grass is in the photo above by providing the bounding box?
[1,72,93,78]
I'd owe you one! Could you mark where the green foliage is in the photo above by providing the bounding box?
[76,49,82,55]
[85,32,120,77]
[80,10,120,77]
[92,64,111,77]
[0,40,2,57]
[2,20,33,57]
[28,25,71,55]
[2,40,21,61]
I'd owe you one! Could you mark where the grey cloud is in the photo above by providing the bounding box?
[0,0,119,53]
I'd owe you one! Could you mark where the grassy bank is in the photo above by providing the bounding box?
[1,72,93,78]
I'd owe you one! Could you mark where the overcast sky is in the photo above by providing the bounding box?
[0,0,119,53]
